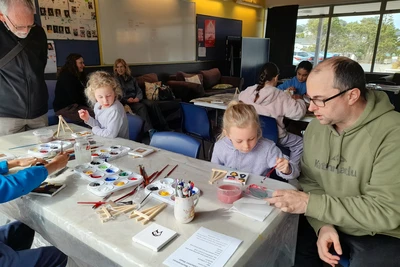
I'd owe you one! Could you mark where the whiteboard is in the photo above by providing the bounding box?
[97,0,196,64]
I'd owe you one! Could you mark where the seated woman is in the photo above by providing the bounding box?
[53,53,94,122]
[277,61,312,98]
[239,62,306,167]
[114,58,170,134]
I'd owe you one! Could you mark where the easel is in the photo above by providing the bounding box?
[209,168,227,184]
[129,203,167,225]
[232,87,240,101]
[56,115,74,137]
[96,201,137,223]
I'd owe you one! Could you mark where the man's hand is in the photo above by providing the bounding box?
[317,225,342,267]
[127,97,139,103]
[268,189,309,213]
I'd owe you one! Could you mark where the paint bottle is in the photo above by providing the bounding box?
[74,137,91,164]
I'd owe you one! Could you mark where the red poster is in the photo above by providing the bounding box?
[198,28,204,42]
[205,20,215,47]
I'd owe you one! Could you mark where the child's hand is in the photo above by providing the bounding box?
[275,157,291,175]
[78,109,89,122]
[45,152,70,174]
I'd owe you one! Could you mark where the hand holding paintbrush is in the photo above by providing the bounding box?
[262,157,290,183]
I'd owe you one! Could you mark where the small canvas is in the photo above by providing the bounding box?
[30,182,66,197]
[223,170,249,186]
[128,147,155,158]
[132,223,177,252]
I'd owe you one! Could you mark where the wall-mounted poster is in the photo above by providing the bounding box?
[198,28,203,42]
[38,0,97,40]
[205,20,215,47]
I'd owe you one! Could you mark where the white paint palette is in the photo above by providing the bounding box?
[28,141,73,158]
[144,178,200,206]
[90,145,131,162]
[74,159,143,197]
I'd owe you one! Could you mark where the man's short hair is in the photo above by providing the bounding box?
[314,57,367,100]
[0,0,35,15]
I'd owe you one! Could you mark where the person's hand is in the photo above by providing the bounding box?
[288,86,296,93]
[275,157,290,174]
[317,225,342,267]
[45,152,70,174]
[78,109,89,122]
[268,189,309,213]
[127,97,135,103]
[8,157,47,169]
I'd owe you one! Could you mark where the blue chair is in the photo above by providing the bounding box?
[127,113,144,141]
[150,131,201,158]
[180,102,215,159]
[46,80,58,126]
[259,115,278,143]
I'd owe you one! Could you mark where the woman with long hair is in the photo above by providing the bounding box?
[53,53,93,122]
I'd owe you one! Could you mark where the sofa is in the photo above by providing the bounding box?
[167,68,244,102]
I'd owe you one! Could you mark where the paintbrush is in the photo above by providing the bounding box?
[92,192,114,209]
[112,185,139,203]
[149,164,169,183]
[164,164,178,178]
[261,165,277,183]
[8,143,38,150]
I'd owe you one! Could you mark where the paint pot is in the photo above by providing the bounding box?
[105,166,119,174]
[98,163,110,170]
[105,177,117,182]
[158,189,174,197]
[119,171,132,178]
[110,145,121,149]
[89,181,104,187]
[245,184,274,199]
[217,184,242,204]
[128,173,142,181]
[89,171,104,179]
[160,178,174,186]
[109,150,120,156]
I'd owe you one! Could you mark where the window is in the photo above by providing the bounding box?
[296,1,400,73]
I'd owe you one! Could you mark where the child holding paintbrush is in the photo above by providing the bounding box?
[211,101,300,180]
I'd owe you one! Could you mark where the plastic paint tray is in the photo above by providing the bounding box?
[74,160,143,197]
[28,141,73,158]
[144,179,200,206]
[245,184,274,199]
[91,145,131,162]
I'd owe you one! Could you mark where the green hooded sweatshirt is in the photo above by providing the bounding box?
[300,90,400,238]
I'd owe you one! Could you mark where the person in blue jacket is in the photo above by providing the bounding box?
[0,153,69,267]
[278,61,313,97]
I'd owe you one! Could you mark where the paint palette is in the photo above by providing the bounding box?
[90,145,131,162]
[72,131,93,138]
[74,160,143,197]
[28,141,73,158]
[223,170,249,186]
[144,178,200,205]
[244,184,274,199]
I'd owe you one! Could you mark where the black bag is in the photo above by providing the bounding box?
[154,85,175,101]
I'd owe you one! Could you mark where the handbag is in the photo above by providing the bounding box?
[153,85,175,101]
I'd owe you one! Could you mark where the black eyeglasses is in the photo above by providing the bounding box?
[5,15,36,31]
[304,88,353,107]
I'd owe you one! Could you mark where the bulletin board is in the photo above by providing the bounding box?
[38,0,97,40]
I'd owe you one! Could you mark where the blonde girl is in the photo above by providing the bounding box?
[78,71,129,139]
[211,101,299,179]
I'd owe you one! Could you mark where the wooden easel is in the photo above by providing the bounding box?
[129,203,167,225]
[56,115,74,137]
[96,201,137,223]
[209,168,227,184]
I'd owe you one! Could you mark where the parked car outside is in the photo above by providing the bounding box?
[293,51,310,65]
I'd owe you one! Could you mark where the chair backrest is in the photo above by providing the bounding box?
[150,131,201,158]
[259,115,278,143]
[45,80,57,110]
[126,114,144,141]
[180,102,214,141]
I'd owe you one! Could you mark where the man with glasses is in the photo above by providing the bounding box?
[0,0,49,136]
[269,57,400,266]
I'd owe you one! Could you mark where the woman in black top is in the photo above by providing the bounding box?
[53,53,94,122]
[114,58,170,133]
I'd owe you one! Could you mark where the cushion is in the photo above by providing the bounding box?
[136,73,159,91]
[200,68,221,89]
[184,75,202,84]
[145,81,162,100]
[212,83,233,90]
[176,71,203,84]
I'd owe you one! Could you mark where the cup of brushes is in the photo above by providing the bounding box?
[174,180,199,224]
